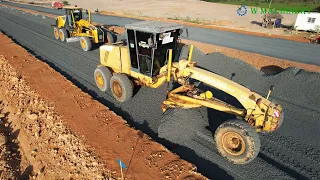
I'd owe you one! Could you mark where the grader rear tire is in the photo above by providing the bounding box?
[80,37,92,51]
[101,28,116,44]
[53,27,60,40]
[214,120,260,164]
[94,66,112,92]
[106,31,115,44]
[110,74,133,103]
[59,28,68,42]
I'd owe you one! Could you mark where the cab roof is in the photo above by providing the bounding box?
[125,20,185,33]
[63,6,83,10]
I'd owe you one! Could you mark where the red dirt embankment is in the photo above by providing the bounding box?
[0,32,207,179]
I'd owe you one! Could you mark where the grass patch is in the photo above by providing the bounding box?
[201,0,320,10]
[62,1,69,6]
[168,15,210,24]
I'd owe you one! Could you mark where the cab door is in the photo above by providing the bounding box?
[126,29,155,77]
[127,29,139,71]
[136,31,155,76]
[65,9,74,28]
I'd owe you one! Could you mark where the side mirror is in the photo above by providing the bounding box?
[186,28,189,38]
[269,85,275,91]
[266,85,275,100]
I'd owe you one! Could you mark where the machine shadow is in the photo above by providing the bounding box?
[1,30,233,180]
[260,65,284,75]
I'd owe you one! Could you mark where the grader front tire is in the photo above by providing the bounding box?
[53,27,60,40]
[80,37,92,52]
[214,120,261,164]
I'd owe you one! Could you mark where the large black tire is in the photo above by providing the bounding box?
[59,28,68,42]
[80,37,92,51]
[94,66,112,92]
[105,31,115,44]
[110,74,133,103]
[214,120,261,164]
[53,27,60,40]
[101,28,116,44]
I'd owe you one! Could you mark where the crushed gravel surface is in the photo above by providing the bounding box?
[0,5,319,180]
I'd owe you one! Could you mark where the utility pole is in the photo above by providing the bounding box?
[268,0,273,9]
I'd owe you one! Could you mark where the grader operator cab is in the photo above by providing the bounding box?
[52,6,115,51]
[94,21,284,164]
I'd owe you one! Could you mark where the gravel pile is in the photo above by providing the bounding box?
[179,45,320,111]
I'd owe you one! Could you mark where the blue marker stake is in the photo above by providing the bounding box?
[117,159,126,180]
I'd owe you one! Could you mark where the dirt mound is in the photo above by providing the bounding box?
[0,55,118,179]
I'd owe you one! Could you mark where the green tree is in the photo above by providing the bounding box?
[62,1,69,5]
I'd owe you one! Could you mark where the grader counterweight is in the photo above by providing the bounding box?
[93,20,284,164]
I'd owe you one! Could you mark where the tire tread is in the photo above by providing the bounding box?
[215,119,261,164]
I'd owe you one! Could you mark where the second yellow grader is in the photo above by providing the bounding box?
[52,6,115,51]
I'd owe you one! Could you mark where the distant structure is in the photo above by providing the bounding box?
[294,12,320,32]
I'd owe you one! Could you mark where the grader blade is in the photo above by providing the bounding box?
[66,37,81,43]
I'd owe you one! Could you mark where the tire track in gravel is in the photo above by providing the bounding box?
[1,6,320,180]
[261,138,320,179]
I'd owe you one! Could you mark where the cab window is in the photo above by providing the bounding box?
[136,31,154,76]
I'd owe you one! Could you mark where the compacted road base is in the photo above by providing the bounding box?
[0,6,319,180]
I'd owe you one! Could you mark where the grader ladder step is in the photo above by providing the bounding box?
[66,37,80,43]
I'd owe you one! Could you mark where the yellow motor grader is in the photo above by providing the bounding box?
[93,21,284,164]
[51,6,115,51]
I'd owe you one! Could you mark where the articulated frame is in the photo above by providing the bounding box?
[161,85,246,117]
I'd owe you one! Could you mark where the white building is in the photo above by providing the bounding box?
[294,13,320,31]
